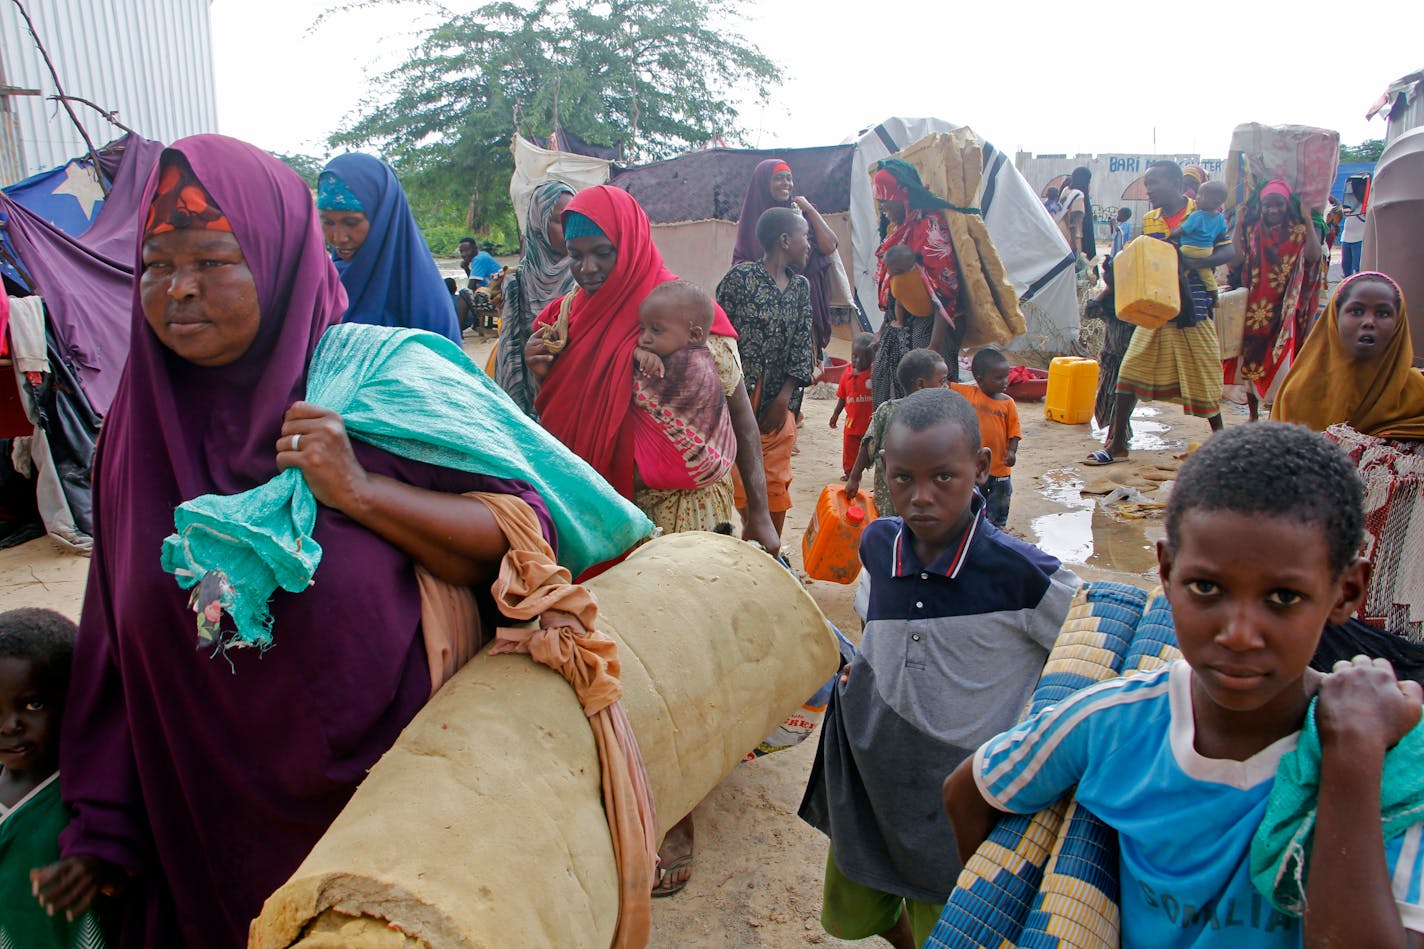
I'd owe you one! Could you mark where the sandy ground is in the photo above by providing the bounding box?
[0,331,1247,948]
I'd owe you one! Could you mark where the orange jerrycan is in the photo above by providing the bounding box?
[1045,356,1099,425]
[802,485,877,583]
[1114,235,1181,328]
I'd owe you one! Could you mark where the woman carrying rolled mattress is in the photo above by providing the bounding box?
[31,136,558,948]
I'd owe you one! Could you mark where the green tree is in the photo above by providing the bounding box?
[1339,139,1385,163]
[327,0,779,246]
[273,151,326,188]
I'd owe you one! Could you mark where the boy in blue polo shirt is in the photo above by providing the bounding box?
[944,423,1424,948]
[800,388,1080,949]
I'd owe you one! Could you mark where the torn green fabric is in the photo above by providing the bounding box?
[161,323,654,649]
[1249,699,1424,915]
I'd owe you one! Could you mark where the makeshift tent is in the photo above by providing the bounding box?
[1367,68,1424,145]
[0,133,161,548]
[843,118,1076,351]
[509,118,1080,353]
[1363,128,1424,361]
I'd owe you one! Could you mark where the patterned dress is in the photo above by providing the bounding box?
[715,262,816,425]
[870,210,963,404]
[1225,218,1323,397]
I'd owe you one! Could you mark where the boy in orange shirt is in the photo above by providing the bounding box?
[950,349,1020,527]
[830,333,877,478]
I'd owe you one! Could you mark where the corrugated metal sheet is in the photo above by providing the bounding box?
[0,0,216,185]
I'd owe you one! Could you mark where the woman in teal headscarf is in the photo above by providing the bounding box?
[496,179,576,415]
[317,153,461,343]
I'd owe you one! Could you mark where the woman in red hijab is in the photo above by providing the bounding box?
[524,185,777,552]
[523,184,780,897]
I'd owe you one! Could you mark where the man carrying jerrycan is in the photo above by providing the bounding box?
[1085,160,1231,466]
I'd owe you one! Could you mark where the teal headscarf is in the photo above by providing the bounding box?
[562,210,606,241]
[316,172,364,212]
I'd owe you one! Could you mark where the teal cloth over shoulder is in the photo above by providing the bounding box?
[1250,700,1424,916]
[160,323,655,650]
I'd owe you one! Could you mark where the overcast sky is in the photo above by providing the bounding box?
[211,0,1420,162]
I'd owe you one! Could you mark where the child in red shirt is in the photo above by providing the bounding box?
[830,333,877,478]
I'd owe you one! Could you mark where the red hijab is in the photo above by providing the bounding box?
[534,185,734,495]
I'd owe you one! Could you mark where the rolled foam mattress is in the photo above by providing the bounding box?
[250,531,840,948]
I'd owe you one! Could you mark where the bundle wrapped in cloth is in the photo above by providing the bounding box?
[1224,123,1340,214]
[886,130,1026,348]
[250,531,841,948]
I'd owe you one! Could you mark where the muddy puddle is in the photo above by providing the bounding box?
[1090,405,1181,454]
[1030,467,1162,579]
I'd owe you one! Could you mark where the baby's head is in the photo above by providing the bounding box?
[884,244,919,276]
[970,348,1011,397]
[897,347,949,395]
[1195,180,1227,214]
[1162,424,1367,716]
[1044,186,1061,202]
[883,388,988,546]
[638,281,714,357]
[851,332,877,372]
[0,608,76,781]
[1334,272,1404,363]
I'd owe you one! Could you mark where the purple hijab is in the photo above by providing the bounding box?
[59,135,550,948]
[731,157,835,349]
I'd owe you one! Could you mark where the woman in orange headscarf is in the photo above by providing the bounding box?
[1271,271,1424,438]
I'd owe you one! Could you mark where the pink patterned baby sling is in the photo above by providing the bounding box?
[631,346,736,490]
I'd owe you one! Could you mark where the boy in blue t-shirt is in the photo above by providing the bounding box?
[802,388,1080,949]
[1170,179,1229,298]
[944,423,1424,949]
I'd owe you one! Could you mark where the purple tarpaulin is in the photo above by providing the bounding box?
[0,134,162,414]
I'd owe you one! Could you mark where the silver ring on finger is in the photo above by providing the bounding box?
[291,434,302,452]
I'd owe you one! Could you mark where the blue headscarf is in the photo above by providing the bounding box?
[318,153,460,343]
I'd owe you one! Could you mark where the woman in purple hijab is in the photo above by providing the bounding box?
[732,158,840,352]
[32,136,553,948]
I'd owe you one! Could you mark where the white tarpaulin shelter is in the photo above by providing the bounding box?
[846,118,1079,351]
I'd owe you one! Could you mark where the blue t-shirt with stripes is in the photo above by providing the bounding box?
[974,660,1424,947]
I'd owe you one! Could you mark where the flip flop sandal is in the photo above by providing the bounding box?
[652,854,693,898]
[1084,449,1128,467]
